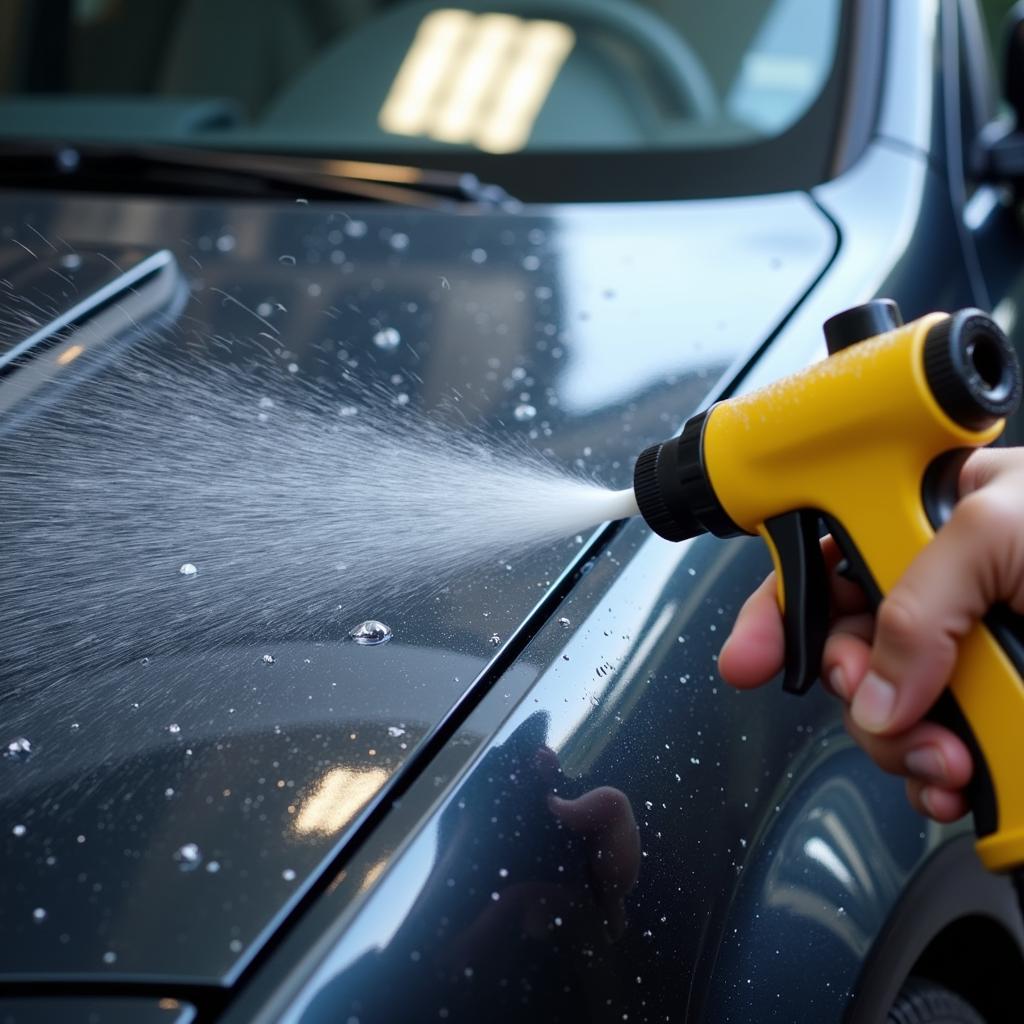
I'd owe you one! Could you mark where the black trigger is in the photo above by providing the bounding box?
[763,510,830,695]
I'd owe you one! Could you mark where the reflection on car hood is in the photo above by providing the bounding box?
[0,187,835,983]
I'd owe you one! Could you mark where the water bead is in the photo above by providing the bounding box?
[349,620,393,646]
[373,328,401,351]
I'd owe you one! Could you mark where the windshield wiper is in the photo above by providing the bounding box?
[0,141,518,209]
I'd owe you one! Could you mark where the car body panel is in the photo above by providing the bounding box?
[224,127,1014,1024]
[222,516,925,1024]
[0,188,835,984]
[222,68,1024,1024]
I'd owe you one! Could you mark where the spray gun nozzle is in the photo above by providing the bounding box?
[632,411,741,542]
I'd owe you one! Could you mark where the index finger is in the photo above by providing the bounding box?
[718,535,868,688]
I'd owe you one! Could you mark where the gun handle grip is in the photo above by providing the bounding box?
[822,516,1024,873]
[927,690,997,831]
[945,610,1024,872]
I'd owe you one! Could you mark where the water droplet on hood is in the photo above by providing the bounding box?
[178,563,198,577]
[174,843,203,870]
[262,654,276,665]
[5,737,32,761]
[387,726,406,738]
[349,620,393,645]
[373,327,401,351]
[489,633,501,646]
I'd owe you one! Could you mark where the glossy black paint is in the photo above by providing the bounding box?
[224,124,991,1017]
[2,1,1024,1021]
[0,188,833,985]
[225,523,927,1024]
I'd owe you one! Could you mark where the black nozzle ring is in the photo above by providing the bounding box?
[923,310,1022,430]
[633,411,741,542]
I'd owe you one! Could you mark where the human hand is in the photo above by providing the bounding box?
[718,447,1024,823]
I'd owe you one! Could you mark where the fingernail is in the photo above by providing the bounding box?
[905,746,947,784]
[920,786,940,818]
[851,671,896,733]
[828,667,849,701]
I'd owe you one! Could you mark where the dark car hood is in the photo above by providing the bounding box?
[0,187,835,984]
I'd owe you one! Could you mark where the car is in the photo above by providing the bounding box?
[2,0,1024,1021]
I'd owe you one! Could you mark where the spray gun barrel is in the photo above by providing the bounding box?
[631,302,1024,873]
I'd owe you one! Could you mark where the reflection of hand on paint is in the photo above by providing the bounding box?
[547,785,641,940]
[445,746,640,971]
[720,447,1024,825]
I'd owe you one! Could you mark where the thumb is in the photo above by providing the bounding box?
[850,484,1024,735]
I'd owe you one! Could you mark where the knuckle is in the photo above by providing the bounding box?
[953,489,1024,606]
[875,593,927,651]
[955,489,1019,536]
[958,448,1000,494]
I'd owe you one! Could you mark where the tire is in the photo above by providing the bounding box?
[887,978,987,1024]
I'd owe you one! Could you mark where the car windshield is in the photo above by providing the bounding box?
[0,0,844,198]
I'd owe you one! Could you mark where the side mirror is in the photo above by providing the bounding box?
[977,1,1024,181]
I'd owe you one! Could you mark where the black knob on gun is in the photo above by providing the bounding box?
[823,299,904,354]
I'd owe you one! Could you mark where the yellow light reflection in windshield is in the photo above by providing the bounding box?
[380,9,473,137]
[432,13,520,144]
[293,766,388,838]
[476,19,574,153]
[379,9,574,153]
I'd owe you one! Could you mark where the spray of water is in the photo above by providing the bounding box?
[1,349,638,709]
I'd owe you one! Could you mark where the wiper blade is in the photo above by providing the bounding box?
[0,141,518,209]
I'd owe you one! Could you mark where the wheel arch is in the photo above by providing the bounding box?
[846,834,1024,1023]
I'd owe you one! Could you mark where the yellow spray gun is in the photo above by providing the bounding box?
[630,301,1024,874]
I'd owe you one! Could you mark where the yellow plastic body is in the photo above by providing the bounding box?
[703,313,1024,872]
